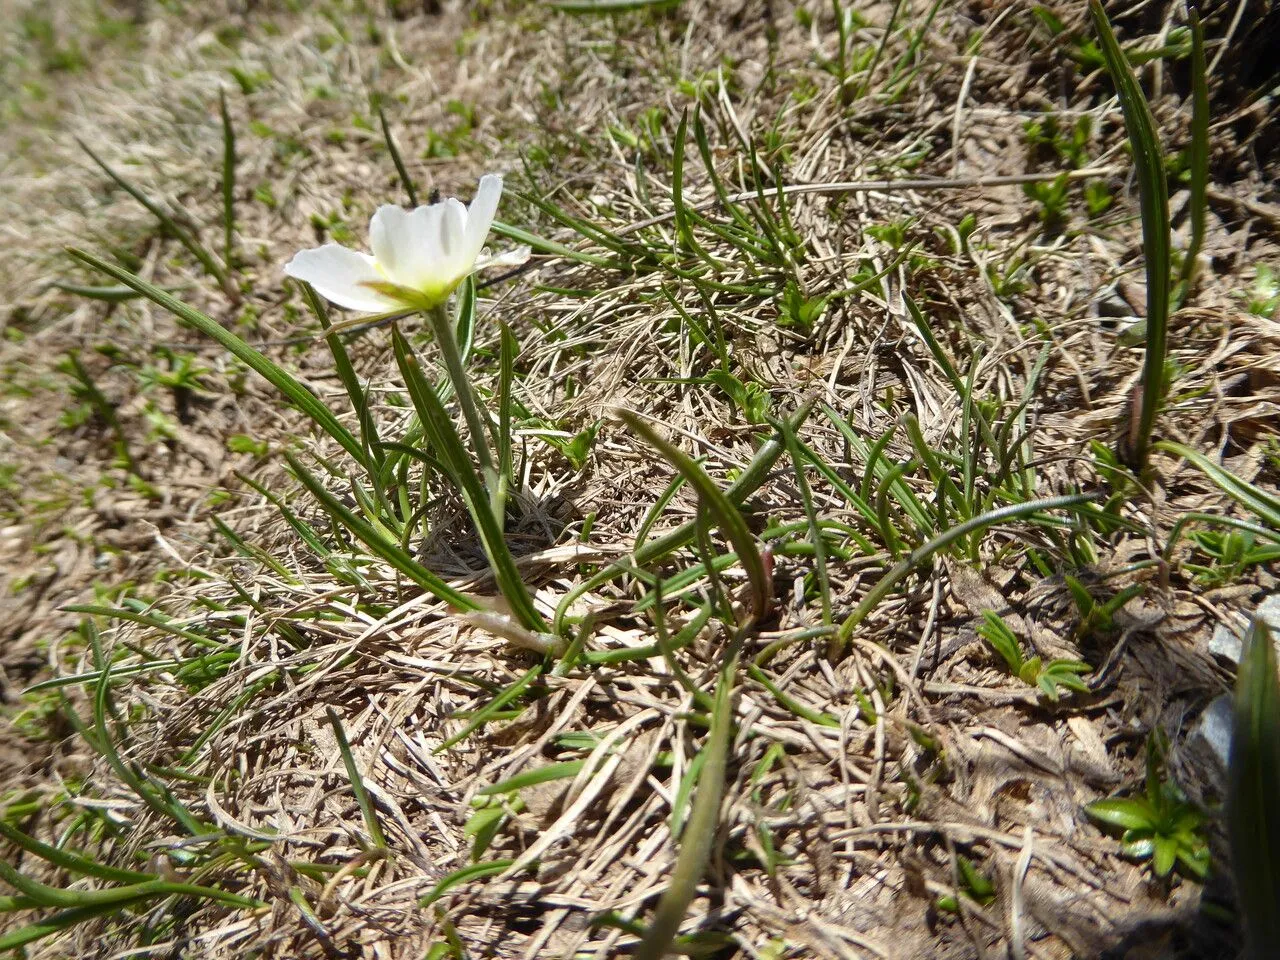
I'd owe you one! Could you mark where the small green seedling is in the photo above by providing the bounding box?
[1083,180,1114,216]
[534,419,601,471]
[977,611,1091,702]
[706,369,771,425]
[1065,574,1142,638]
[1023,173,1070,228]
[1086,731,1210,879]
[935,854,996,913]
[1029,113,1093,167]
[1245,264,1279,318]
[775,279,828,334]
[1185,529,1280,587]
[137,349,210,394]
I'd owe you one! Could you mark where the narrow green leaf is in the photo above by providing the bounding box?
[552,399,814,634]
[617,410,769,622]
[1090,0,1170,470]
[420,860,516,907]
[306,283,385,468]
[67,248,367,467]
[219,86,237,270]
[62,603,221,650]
[326,707,388,850]
[391,327,545,631]
[0,901,150,951]
[490,220,618,270]
[0,860,258,911]
[86,639,204,837]
[377,100,419,208]
[0,821,153,885]
[902,297,1002,471]
[1230,617,1280,957]
[830,493,1095,656]
[978,611,1024,675]
[1086,797,1156,831]
[212,515,295,580]
[1178,8,1208,299]
[497,321,516,496]
[235,471,332,557]
[476,760,585,797]
[747,664,840,727]
[778,414,831,623]
[436,665,542,753]
[456,275,477,367]
[550,0,679,13]
[859,0,908,99]
[77,139,230,294]
[635,651,737,960]
[1156,441,1280,528]
[50,281,141,302]
[284,451,476,610]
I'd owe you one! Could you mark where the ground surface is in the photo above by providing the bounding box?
[2,0,1280,958]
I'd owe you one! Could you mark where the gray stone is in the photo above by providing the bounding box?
[1209,622,1243,663]
[1191,694,1234,770]
[1206,593,1280,665]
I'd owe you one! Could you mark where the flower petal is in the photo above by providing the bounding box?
[474,245,531,272]
[284,244,399,313]
[462,174,503,268]
[439,198,468,266]
[368,204,435,290]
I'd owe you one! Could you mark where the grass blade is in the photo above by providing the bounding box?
[0,861,259,911]
[1177,7,1208,300]
[391,327,545,631]
[635,649,737,960]
[50,281,141,302]
[858,0,907,99]
[219,86,236,270]
[476,760,586,797]
[377,100,419,208]
[420,860,516,907]
[1090,0,1171,471]
[617,410,769,622]
[1230,617,1280,958]
[235,471,333,557]
[326,707,388,850]
[778,415,831,624]
[829,493,1095,658]
[87,645,205,837]
[1155,441,1280,529]
[436,666,542,753]
[0,821,152,885]
[284,451,477,610]
[490,219,619,270]
[67,247,368,468]
[77,139,232,298]
[0,902,151,952]
[552,398,814,633]
[497,321,517,495]
[305,283,385,468]
[63,603,221,650]
[550,0,679,12]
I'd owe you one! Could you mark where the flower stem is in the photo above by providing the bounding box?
[424,301,497,484]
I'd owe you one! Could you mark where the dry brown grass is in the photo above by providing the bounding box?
[2,1,1279,958]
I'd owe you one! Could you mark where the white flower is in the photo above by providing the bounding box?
[284,174,530,313]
